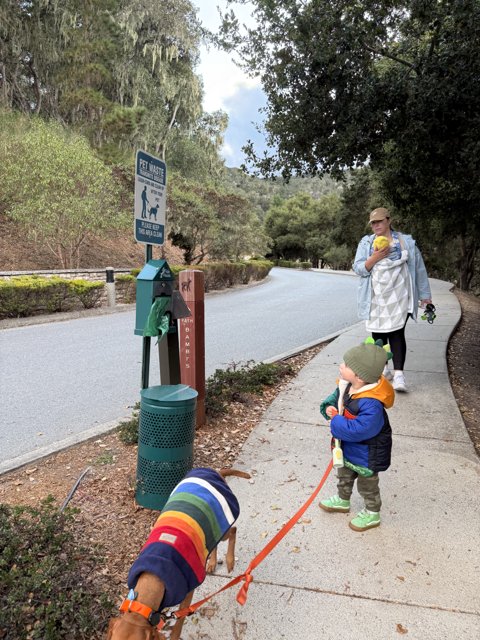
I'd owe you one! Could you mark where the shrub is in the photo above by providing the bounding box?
[0,276,71,318]
[178,260,273,292]
[205,360,293,417]
[117,403,140,445]
[68,279,104,309]
[275,259,296,268]
[0,259,273,319]
[118,360,293,443]
[115,274,136,303]
[0,276,105,318]
[0,497,114,639]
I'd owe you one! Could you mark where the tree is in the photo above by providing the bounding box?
[167,174,269,264]
[0,0,214,169]
[115,0,204,160]
[167,111,229,184]
[220,0,480,289]
[264,192,341,266]
[0,114,127,267]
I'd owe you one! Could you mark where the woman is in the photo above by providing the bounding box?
[353,207,432,392]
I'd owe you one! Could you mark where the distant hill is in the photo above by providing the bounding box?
[223,168,344,219]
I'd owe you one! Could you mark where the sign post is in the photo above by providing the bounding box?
[179,270,206,426]
[134,150,167,388]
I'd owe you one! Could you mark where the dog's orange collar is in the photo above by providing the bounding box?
[120,594,163,628]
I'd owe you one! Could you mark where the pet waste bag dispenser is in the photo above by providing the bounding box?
[134,259,197,510]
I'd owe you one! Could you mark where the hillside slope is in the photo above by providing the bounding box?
[0,215,185,271]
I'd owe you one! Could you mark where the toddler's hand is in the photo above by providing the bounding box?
[326,406,338,418]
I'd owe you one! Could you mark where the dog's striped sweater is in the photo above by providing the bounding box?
[128,468,240,608]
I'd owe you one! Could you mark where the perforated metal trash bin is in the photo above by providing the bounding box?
[135,384,198,510]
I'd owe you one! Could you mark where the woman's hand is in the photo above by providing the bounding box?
[420,299,433,307]
[365,245,390,271]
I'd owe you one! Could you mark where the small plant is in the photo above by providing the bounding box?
[93,452,115,465]
[117,403,140,445]
[0,497,114,639]
[205,360,293,417]
[117,361,292,443]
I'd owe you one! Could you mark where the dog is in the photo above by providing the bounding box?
[149,205,159,221]
[107,467,250,640]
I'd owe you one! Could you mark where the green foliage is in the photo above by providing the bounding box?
[0,115,127,268]
[67,280,104,309]
[0,498,114,640]
[117,403,140,445]
[168,174,270,264]
[0,276,104,319]
[274,259,311,270]
[115,274,137,303]
[184,260,273,292]
[118,361,292,442]
[265,192,341,267]
[205,360,294,417]
[221,0,480,289]
[222,167,344,221]
[0,276,68,317]
[0,0,216,173]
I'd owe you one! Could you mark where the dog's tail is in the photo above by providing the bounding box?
[220,468,251,480]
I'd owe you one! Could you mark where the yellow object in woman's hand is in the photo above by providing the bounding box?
[373,235,390,251]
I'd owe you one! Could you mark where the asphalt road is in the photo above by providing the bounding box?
[0,268,359,471]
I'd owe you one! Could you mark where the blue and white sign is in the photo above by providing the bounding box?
[134,150,167,246]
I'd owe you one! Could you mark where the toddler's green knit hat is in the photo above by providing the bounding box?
[343,340,388,384]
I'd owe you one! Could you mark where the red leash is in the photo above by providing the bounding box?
[164,459,334,625]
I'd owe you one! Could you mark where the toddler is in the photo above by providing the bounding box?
[319,339,394,531]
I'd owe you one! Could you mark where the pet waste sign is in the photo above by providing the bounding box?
[134,150,167,246]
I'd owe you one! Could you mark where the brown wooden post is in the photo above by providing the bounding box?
[178,270,206,426]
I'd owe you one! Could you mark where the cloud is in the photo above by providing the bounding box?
[194,1,267,168]
[199,49,261,113]
[221,85,268,168]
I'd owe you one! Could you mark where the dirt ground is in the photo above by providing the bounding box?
[0,288,478,636]
[0,345,327,613]
[0,214,184,270]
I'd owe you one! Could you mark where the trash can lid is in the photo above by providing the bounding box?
[141,384,198,406]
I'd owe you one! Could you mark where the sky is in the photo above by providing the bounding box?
[193,1,268,168]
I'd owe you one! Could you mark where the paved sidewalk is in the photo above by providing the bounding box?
[184,279,480,640]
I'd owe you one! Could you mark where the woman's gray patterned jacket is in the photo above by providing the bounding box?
[353,232,431,321]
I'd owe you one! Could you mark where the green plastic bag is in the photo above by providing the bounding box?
[143,297,170,338]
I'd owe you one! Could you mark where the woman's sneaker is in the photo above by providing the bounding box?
[349,509,380,531]
[393,371,408,392]
[319,495,350,512]
[383,366,393,381]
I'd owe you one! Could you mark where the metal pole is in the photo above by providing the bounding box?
[141,244,153,389]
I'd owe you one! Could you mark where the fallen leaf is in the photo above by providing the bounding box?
[396,623,408,634]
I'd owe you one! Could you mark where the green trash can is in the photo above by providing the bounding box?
[135,384,198,510]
